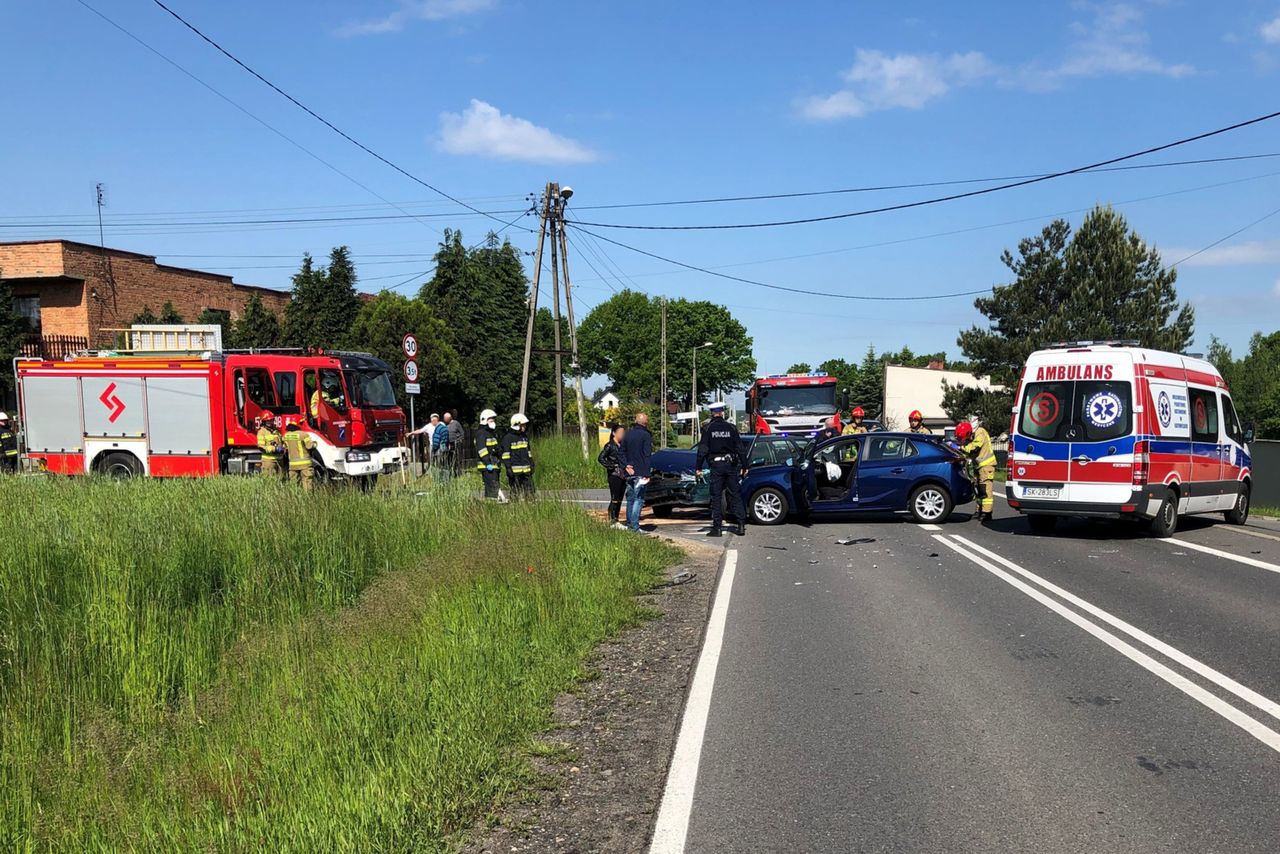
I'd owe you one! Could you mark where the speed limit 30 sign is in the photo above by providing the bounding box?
[402,333,419,359]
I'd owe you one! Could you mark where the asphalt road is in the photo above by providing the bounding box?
[649,499,1280,853]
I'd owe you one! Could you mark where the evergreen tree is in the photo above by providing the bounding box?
[131,305,159,325]
[159,302,184,324]
[849,345,883,415]
[227,293,281,350]
[283,248,362,349]
[1210,332,1280,439]
[0,274,32,404]
[958,206,1194,386]
[195,308,230,343]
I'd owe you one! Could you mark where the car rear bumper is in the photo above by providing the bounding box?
[1005,485,1162,519]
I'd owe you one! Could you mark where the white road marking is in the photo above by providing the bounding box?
[918,523,942,531]
[649,549,739,854]
[936,535,1280,753]
[1156,537,1280,575]
[953,536,1280,723]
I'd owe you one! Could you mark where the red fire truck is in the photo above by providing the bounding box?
[15,349,407,483]
[745,373,848,436]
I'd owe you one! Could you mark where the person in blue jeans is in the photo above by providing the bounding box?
[616,412,653,532]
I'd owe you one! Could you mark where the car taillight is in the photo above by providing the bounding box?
[754,414,771,434]
[1132,440,1149,486]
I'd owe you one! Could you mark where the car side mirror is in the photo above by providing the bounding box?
[1243,423,1255,444]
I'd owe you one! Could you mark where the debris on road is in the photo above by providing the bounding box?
[835,537,876,545]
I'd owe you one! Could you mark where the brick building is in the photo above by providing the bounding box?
[0,240,291,352]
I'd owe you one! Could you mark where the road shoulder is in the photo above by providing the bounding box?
[460,538,723,854]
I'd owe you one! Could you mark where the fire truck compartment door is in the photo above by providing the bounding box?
[22,375,85,452]
[82,376,146,437]
[147,377,213,454]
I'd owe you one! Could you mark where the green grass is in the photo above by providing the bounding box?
[0,476,678,851]
[1252,505,1280,519]
[531,432,608,490]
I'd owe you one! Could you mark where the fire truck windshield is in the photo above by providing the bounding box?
[345,369,397,408]
[757,385,837,416]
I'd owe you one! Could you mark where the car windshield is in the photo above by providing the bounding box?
[345,369,397,408]
[757,385,837,416]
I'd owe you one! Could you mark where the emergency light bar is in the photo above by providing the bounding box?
[1045,340,1140,349]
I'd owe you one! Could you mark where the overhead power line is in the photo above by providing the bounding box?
[149,0,519,231]
[1168,203,1280,267]
[568,108,1280,231]
[569,225,990,302]
[0,208,529,230]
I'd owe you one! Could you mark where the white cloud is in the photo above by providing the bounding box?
[1263,16,1280,44]
[1025,3,1193,85]
[799,49,994,120]
[338,0,496,36]
[1163,239,1280,267]
[1273,277,1280,297]
[436,100,599,163]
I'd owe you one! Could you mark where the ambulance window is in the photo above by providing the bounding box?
[1019,382,1070,440]
[1220,393,1242,445]
[1189,388,1219,443]
[1077,381,1131,441]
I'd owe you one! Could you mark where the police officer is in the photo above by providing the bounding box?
[956,420,997,521]
[0,412,18,473]
[475,408,503,500]
[696,402,747,537]
[842,406,869,435]
[256,411,285,478]
[907,410,932,434]
[501,413,535,498]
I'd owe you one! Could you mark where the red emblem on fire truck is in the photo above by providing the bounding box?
[99,382,126,423]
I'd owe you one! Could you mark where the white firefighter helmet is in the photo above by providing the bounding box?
[510,413,529,428]
[0,411,8,422]
[479,408,498,423]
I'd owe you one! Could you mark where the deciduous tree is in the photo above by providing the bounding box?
[345,291,460,413]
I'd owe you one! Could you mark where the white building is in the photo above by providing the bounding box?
[882,363,1001,430]
[595,390,620,411]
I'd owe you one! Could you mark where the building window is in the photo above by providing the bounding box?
[12,296,40,332]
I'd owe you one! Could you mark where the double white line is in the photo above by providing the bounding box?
[936,534,1280,753]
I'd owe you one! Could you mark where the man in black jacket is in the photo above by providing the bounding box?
[474,408,503,500]
[617,412,653,532]
[501,413,535,498]
[697,402,748,536]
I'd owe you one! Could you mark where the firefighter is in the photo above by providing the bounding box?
[907,410,932,434]
[842,406,868,435]
[310,377,342,419]
[282,423,317,491]
[0,412,18,474]
[475,408,503,500]
[696,401,747,537]
[955,420,997,521]
[257,411,285,477]
[501,413,535,498]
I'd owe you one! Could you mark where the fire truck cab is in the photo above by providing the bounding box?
[16,350,407,482]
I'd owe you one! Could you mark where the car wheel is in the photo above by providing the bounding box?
[98,451,142,479]
[909,484,952,524]
[1224,483,1249,525]
[1027,514,1058,535]
[650,504,674,518]
[748,487,789,525]
[1147,488,1178,538]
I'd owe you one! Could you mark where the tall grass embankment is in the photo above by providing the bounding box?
[0,476,678,851]
[531,432,608,490]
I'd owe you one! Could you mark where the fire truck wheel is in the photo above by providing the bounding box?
[98,451,142,479]
[1224,483,1249,525]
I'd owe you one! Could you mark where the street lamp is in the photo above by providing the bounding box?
[691,341,714,444]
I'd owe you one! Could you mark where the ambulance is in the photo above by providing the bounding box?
[1006,341,1252,537]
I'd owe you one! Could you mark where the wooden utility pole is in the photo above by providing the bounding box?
[518,183,552,415]
[660,296,668,449]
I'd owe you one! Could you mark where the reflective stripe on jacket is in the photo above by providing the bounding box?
[501,430,533,474]
[257,426,284,460]
[282,430,316,469]
[962,427,997,469]
[475,425,500,469]
[0,429,17,457]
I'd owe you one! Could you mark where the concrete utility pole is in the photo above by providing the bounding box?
[660,296,668,449]
[518,182,591,459]
[691,340,713,445]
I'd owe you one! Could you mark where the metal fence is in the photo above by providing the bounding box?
[1251,440,1280,509]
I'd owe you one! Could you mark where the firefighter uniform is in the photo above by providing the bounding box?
[907,409,932,434]
[257,422,285,476]
[842,406,868,435]
[0,415,18,473]
[960,424,997,520]
[501,415,535,498]
[908,424,933,434]
[696,405,747,536]
[475,409,502,499]
[282,426,317,491]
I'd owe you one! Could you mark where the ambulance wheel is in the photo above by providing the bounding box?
[748,487,789,525]
[1224,484,1250,525]
[1147,489,1178,538]
[1027,514,1058,534]
[99,452,142,479]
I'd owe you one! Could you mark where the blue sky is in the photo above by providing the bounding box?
[4,0,1280,378]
